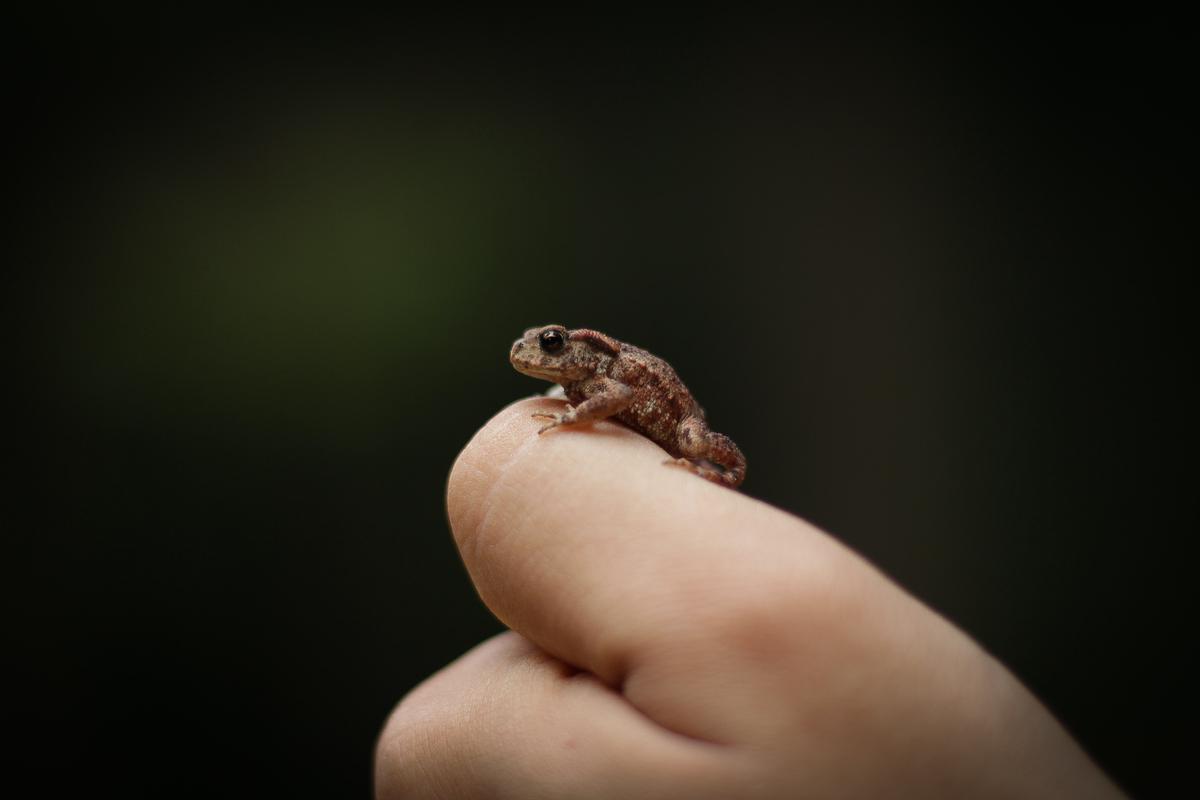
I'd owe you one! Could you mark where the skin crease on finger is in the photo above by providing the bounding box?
[415,398,1126,798]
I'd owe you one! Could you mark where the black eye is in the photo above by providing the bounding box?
[538,329,566,353]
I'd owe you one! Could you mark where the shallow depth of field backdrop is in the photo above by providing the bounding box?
[14,15,1186,798]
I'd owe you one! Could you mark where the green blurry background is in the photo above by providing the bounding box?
[14,16,1186,798]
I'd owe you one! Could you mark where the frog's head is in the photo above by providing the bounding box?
[510,324,608,383]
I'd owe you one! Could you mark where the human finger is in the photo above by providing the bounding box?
[374,631,742,799]
[446,398,872,742]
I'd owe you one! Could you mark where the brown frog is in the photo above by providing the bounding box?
[509,324,746,488]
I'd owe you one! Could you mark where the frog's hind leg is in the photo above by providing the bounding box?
[667,416,746,488]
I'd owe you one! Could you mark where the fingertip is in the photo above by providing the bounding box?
[446,396,658,547]
[445,398,543,547]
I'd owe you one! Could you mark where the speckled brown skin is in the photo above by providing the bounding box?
[509,324,746,488]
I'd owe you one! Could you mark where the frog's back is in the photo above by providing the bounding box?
[608,345,702,452]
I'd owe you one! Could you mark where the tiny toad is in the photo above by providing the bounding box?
[509,324,746,488]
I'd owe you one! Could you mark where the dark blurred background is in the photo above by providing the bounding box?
[13,13,1188,798]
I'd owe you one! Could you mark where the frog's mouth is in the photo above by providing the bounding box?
[511,362,563,382]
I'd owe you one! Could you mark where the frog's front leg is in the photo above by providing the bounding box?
[532,378,634,434]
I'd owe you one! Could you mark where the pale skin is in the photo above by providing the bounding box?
[375,398,1125,799]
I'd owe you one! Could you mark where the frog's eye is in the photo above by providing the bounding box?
[538,329,566,353]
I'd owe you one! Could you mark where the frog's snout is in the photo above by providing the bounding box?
[510,339,522,361]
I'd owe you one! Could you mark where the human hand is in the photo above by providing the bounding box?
[375,398,1123,798]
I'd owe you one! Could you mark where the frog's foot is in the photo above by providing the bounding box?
[663,457,738,488]
[531,411,573,435]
